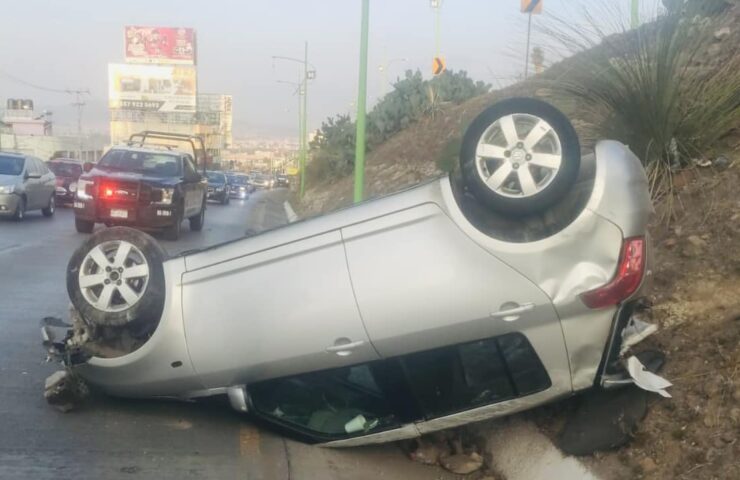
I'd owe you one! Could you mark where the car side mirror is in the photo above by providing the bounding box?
[83,162,94,173]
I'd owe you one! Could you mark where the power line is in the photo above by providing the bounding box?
[0,69,76,95]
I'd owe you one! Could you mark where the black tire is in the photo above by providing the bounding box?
[189,199,205,231]
[75,218,95,233]
[163,213,182,241]
[67,227,167,327]
[42,194,55,217]
[13,196,26,221]
[460,97,581,216]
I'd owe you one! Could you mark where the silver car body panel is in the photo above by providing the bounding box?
[70,139,653,444]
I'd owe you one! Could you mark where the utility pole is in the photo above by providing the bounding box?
[354,0,370,203]
[67,89,90,160]
[301,41,308,198]
[272,46,315,198]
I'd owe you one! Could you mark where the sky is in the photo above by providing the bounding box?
[0,0,661,138]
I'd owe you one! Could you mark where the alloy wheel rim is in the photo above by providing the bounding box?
[475,113,563,198]
[78,240,150,312]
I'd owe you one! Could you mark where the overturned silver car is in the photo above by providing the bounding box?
[44,98,657,446]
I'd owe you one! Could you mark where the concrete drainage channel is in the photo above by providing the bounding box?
[472,419,600,480]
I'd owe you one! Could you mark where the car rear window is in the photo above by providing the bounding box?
[48,162,83,177]
[207,172,226,182]
[0,155,25,176]
[98,150,182,177]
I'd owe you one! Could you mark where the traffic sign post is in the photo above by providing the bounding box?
[433,56,446,76]
[521,0,542,79]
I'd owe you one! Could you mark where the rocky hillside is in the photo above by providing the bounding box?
[297,2,739,218]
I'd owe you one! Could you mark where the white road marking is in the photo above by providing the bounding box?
[283,201,298,223]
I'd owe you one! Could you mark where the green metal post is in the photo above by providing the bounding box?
[631,0,639,29]
[300,42,308,198]
[354,0,370,203]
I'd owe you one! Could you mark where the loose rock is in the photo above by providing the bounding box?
[440,452,484,475]
[639,457,658,474]
[44,370,88,412]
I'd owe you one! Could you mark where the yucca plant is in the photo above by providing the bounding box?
[542,1,740,212]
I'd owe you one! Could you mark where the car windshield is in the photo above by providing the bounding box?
[48,162,83,177]
[0,155,25,176]
[207,171,226,183]
[98,150,182,177]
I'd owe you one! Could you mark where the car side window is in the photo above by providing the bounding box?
[401,333,551,419]
[183,156,198,180]
[249,363,404,440]
[26,158,39,177]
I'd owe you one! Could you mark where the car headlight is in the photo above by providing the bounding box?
[0,184,15,194]
[153,187,175,205]
[239,186,246,191]
[69,182,78,193]
[77,179,94,200]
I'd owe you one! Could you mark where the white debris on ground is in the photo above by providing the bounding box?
[626,356,673,398]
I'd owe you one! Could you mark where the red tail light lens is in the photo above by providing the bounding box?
[580,237,646,309]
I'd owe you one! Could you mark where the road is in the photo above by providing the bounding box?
[0,189,456,480]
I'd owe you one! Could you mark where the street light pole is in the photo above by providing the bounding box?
[301,41,308,198]
[631,0,639,29]
[354,0,370,203]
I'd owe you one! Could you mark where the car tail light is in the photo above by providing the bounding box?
[580,237,646,309]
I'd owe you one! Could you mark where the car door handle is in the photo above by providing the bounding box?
[326,339,365,355]
[491,302,535,321]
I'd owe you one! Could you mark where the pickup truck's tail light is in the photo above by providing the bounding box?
[580,237,646,309]
[76,179,95,200]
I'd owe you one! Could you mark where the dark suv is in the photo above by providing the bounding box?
[206,171,230,205]
[73,132,208,241]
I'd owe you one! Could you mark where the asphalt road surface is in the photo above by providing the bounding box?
[0,189,456,480]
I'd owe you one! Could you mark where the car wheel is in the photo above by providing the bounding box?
[67,227,166,327]
[189,199,206,231]
[75,218,95,233]
[460,97,581,216]
[42,194,55,217]
[13,196,26,221]
[163,213,182,241]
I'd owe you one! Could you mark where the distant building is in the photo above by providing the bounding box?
[1,99,105,161]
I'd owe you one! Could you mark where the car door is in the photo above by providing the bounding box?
[23,158,42,209]
[181,229,380,390]
[37,158,55,203]
[341,203,571,394]
[181,155,202,217]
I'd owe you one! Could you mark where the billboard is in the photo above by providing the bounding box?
[109,63,197,112]
[125,26,196,64]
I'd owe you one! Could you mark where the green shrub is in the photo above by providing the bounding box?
[436,137,462,173]
[544,2,740,204]
[306,70,490,182]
